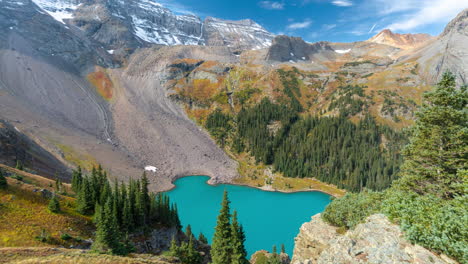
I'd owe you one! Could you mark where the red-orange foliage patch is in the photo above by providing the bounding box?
[87,70,113,100]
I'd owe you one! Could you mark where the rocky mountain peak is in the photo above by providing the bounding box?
[28,0,274,51]
[265,35,334,62]
[368,29,434,49]
[441,8,468,37]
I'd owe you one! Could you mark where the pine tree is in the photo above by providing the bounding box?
[0,169,7,188]
[395,72,467,198]
[231,210,248,264]
[211,190,233,264]
[71,166,83,193]
[122,195,133,232]
[15,160,23,170]
[55,178,62,193]
[140,172,150,218]
[93,197,122,254]
[269,245,281,264]
[281,244,285,254]
[185,237,202,264]
[185,225,195,241]
[48,195,61,213]
[198,232,208,244]
[76,177,94,215]
[169,235,180,256]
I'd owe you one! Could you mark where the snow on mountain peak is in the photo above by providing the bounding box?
[31,0,80,24]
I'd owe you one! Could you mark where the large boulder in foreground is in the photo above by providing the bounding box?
[291,214,457,264]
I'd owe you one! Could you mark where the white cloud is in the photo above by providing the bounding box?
[323,24,337,30]
[287,19,312,29]
[259,1,285,10]
[332,0,353,7]
[383,0,468,31]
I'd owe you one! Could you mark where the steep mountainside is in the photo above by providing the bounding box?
[411,8,468,85]
[30,0,274,53]
[368,29,434,50]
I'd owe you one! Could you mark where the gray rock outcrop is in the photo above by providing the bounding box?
[291,214,457,264]
[265,35,335,62]
[413,8,468,85]
[34,0,275,51]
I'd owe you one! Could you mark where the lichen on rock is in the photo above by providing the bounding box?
[291,214,457,264]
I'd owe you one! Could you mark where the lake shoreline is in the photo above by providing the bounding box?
[163,174,343,198]
[165,176,333,257]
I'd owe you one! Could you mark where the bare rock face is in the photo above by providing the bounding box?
[265,35,334,62]
[67,0,274,51]
[291,214,457,264]
[368,29,434,50]
[203,17,274,50]
[413,8,468,85]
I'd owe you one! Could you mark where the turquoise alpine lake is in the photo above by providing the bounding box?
[166,176,332,257]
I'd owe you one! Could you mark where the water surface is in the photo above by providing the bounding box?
[166,176,331,257]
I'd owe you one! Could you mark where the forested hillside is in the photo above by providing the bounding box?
[0,164,209,263]
[322,72,467,263]
[173,64,408,192]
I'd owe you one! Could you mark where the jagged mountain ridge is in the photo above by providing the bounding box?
[30,0,274,52]
[0,0,467,195]
[368,29,434,49]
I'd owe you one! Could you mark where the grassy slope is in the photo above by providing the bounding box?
[0,248,177,264]
[0,165,178,264]
[0,165,93,248]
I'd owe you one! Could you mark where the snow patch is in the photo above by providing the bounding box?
[31,0,80,24]
[107,50,115,54]
[334,49,351,54]
[145,166,158,172]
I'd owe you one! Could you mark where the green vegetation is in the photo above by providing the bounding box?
[322,72,467,262]
[198,232,208,244]
[169,236,202,264]
[16,160,24,171]
[343,60,375,67]
[72,166,182,255]
[277,69,303,112]
[206,109,234,147]
[211,191,248,264]
[328,85,368,117]
[47,195,61,213]
[206,95,404,191]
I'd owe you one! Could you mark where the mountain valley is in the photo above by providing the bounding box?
[0,0,466,263]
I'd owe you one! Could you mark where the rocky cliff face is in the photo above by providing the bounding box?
[411,8,468,85]
[265,35,335,62]
[29,0,274,51]
[292,214,457,264]
[368,29,434,50]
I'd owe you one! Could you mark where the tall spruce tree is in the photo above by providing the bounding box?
[185,225,195,241]
[211,190,233,264]
[395,72,467,198]
[198,232,208,244]
[76,177,94,215]
[48,195,61,213]
[71,166,83,193]
[231,210,248,264]
[93,196,121,254]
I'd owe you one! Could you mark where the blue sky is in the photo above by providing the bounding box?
[156,0,468,43]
